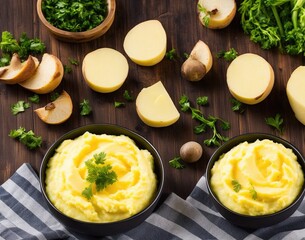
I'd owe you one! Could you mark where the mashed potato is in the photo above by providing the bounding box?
[211,139,304,216]
[45,132,157,223]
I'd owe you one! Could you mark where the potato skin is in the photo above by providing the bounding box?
[181,58,206,81]
[180,141,203,163]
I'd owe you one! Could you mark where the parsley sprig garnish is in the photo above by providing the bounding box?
[169,157,185,169]
[80,99,92,116]
[11,101,30,115]
[0,31,45,66]
[265,113,284,134]
[250,185,258,200]
[28,94,40,104]
[216,48,238,61]
[165,48,177,60]
[179,95,230,147]
[82,152,117,200]
[232,180,242,192]
[9,127,42,150]
[230,98,246,113]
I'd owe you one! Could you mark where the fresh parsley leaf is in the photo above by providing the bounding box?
[196,96,208,106]
[82,185,93,200]
[230,98,246,113]
[123,90,133,102]
[183,52,189,59]
[0,31,45,66]
[165,48,177,60]
[80,99,92,116]
[232,180,242,192]
[169,157,185,169]
[194,123,207,134]
[179,95,230,147]
[114,101,125,108]
[11,100,30,115]
[265,113,284,134]
[28,94,40,103]
[94,152,106,164]
[250,186,257,200]
[50,92,60,101]
[179,95,191,112]
[82,152,117,199]
[64,65,72,74]
[68,57,79,66]
[9,127,42,150]
[216,48,238,61]
[197,3,210,26]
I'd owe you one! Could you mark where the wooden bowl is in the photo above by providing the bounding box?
[37,0,116,43]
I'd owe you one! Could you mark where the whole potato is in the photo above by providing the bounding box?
[180,141,203,163]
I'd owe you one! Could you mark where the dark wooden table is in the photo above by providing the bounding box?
[1,0,304,199]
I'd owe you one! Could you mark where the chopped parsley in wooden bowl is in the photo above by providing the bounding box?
[37,0,116,42]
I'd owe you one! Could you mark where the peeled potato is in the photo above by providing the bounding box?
[34,90,73,124]
[123,20,167,66]
[286,66,305,125]
[82,48,129,93]
[226,53,274,105]
[136,81,180,127]
[197,0,236,29]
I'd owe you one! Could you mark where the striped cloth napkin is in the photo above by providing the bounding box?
[1,163,305,240]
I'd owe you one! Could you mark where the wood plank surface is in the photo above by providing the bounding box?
[0,0,304,199]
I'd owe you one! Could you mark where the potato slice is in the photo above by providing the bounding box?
[82,48,129,93]
[19,53,64,94]
[136,81,180,127]
[34,90,73,124]
[0,54,39,84]
[226,53,274,105]
[197,0,236,29]
[123,20,167,66]
[287,66,305,125]
[181,40,213,81]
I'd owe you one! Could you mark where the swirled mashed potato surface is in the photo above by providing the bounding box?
[45,132,157,223]
[211,139,304,216]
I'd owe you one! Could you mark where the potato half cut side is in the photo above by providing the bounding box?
[287,66,305,125]
[226,53,274,105]
[0,54,39,84]
[19,53,64,94]
[198,0,236,29]
[123,20,167,66]
[82,48,129,93]
[136,81,180,127]
[34,90,73,124]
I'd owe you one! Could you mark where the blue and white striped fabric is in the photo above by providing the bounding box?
[1,163,305,240]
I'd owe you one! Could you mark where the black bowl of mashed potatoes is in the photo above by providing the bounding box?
[206,133,305,228]
[40,124,164,236]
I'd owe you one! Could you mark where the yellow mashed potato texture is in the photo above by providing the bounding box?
[45,132,157,223]
[211,139,304,216]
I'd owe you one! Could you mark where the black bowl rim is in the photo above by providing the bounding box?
[206,132,305,219]
[39,123,165,226]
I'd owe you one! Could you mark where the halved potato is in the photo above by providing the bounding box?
[19,53,64,94]
[226,53,274,104]
[136,81,180,127]
[197,0,236,29]
[123,20,167,66]
[34,90,73,124]
[0,54,39,84]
